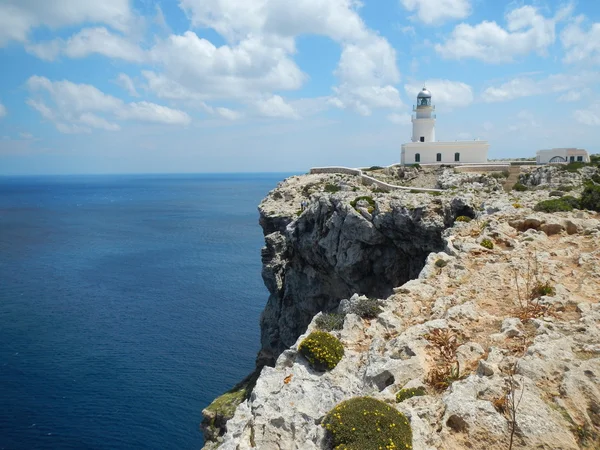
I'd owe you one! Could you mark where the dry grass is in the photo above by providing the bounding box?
[512,252,555,321]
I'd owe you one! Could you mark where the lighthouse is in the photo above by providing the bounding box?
[411,88,436,143]
[401,87,489,165]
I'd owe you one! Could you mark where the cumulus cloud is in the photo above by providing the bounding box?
[561,16,600,65]
[254,95,299,119]
[482,72,599,103]
[0,0,133,46]
[435,5,571,63]
[399,0,471,25]
[26,27,145,62]
[387,113,412,125]
[404,80,474,108]
[26,76,191,133]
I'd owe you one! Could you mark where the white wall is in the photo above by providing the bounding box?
[401,141,489,165]
[536,148,589,164]
[411,118,435,143]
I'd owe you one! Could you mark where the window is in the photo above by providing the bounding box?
[454,152,460,162]
[570,156,575,163]
[415,153,420,163]
[420,136,425,142]
[577,156,583,162]
[436,153,442,162]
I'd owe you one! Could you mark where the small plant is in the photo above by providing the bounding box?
[531,281,555,298]
[396,386,426,403]
[480,239,494,249]
[506,362,525,450]
[350,196,376,214]
[491,171,509,179]
[315,313,346,331]
[455,215,472,223]
[591,173,600,184]
[364,165,384,171]
[512,203,522,208]
[298,331,344,371]
[534,198,574,213]
[580,182,600,211]
[322,397,413,450]
[435,259,448,268]
[556,185,574,192]
[428,191,442,196]
[324,183,341,193]
[512,182,528,192]
[372,187,387,193]
[350,297,383,319]
[560,161,589,172]
[426,362,461,391]
[412,163,421,169]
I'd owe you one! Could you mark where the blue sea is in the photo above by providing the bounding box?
[0,173,290,450]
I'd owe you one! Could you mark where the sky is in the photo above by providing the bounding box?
[0,0,599,175]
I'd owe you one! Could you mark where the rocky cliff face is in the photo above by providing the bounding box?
[256,174,476,366]
[203,167,600,449]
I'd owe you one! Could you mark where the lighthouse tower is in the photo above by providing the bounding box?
[411,87,436,143]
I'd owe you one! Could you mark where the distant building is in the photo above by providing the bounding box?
[536,148,589,165]
[401,88,489,165]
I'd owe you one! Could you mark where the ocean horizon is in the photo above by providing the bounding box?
[0,172,297,449]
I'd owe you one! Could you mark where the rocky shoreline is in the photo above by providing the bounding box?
[202,165,600,449]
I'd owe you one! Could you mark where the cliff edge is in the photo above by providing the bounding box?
[203,165,600,449]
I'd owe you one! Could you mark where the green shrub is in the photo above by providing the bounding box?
[531,281,556,298]
[490,171,509,179]
[580,183,600,211]
[455,215,472,223]
[412,163,421,169]
[350,196,376,214]
[372,188,387,193]
[557,185,574,192]
[396,387,427,403]
[322,397,413,450]
[561,195,580,209]
[435,259,448,268]
[364,166,384,171]
[591,173,600,184]
[513,182,528,192]
[298,331,344,371]
[560,162,589,173]
[480,239,494,249]
[590,154,600,165]
[324,183,341,193]
[350,298,383,319]
[315,313,346,332]
[534,198,574,213]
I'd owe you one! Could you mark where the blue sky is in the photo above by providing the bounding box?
[0,0,598,175]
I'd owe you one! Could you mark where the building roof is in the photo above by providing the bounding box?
[417,87,431,99]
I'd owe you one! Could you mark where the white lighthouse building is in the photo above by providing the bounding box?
[401,88,489,165]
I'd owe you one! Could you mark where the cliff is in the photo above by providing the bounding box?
[203,166,600,449]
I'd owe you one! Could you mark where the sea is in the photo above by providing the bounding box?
[0,173,292,450]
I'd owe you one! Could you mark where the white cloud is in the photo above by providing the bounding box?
[26,27,145,62]
[144,0,401,118]
[435,5,569,63]
[482,71,599,103]
[387,113,412,125]
[404,80,473,108]
[115,73,140,97]
[20,132,34,139]
[400,0,471,25]
[0,0,133,46]
[0,102,6,118]
[509,109,541,131]
[26,76,191,133]
[215,107,242,120]
[561,16,600,65]
[574,104,600,126]
[557,90,582,102]
[254,95,299,119]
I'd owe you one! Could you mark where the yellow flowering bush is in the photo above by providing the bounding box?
[322,397,413,450]
[298,331,344,371]
[396,387,426,403]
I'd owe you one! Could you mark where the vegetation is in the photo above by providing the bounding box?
[322,397,413,450]
[590,154,600,165]
[372,187,388,193]
[534,198,575,213]
[315,313,346,332]
[531,281,556,298]
[435,259,448,268]
[512,182,528,192]
[349,297,383,319]
[580,183,600,211]
[412,163,421,169]
[298,331,344,371]
[512,203,522,208]
[364,166,384,171]
[455,215,472,223]
[350,196,376,214]
[490,171,510,179]
[324,183,341,193]
[556,185,575,192]
[396,387,426,403]
[591,173,600,184]
[480,239,494,249]
[559,161,589,172]
[512,252,553,321]
[424,328,463,391]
